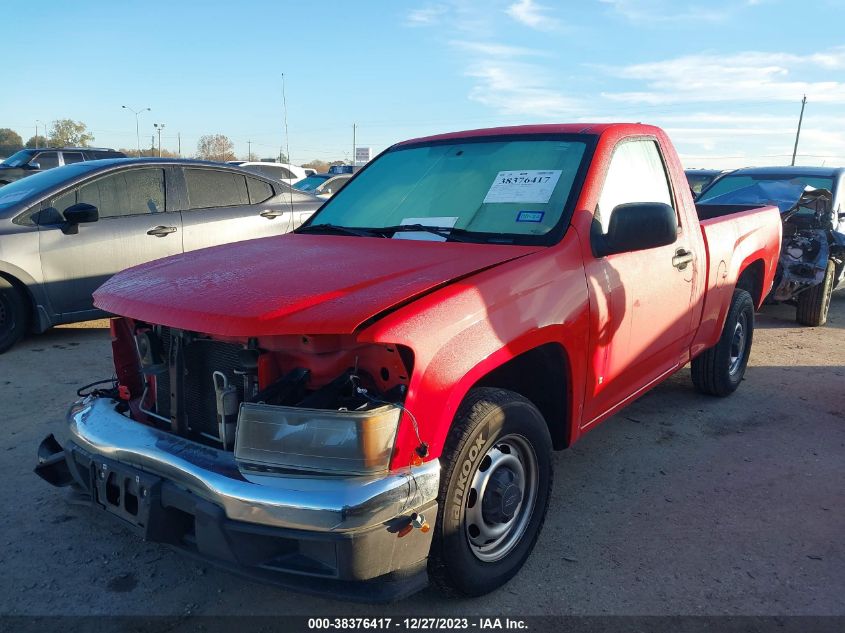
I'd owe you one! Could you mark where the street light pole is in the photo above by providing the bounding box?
[34,120,46,148]
[154,123,166,157]
[122,105,151,157]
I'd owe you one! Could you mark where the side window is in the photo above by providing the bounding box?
[597,140,673,234]
[124,169,166,214]
[185,169,249,209]
[47,189,78,220]
[78,169,165,218]
[62,152,84,165]
[32,152,59,169]
[246,177,275,204]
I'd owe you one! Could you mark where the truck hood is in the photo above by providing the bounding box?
[94,233,541,337]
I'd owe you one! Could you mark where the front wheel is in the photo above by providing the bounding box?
[428,387,553,597]
[691,288,755,397]
[796,259,835,327]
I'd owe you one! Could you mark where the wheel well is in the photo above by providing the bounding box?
[736,259,765,307]
[471,343,571,450]
[0,272,34,327]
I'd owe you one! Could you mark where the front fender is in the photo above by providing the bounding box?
[359,233,590,469]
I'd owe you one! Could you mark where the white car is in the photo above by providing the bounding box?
[226,161,306,186]
[314,174,352,199]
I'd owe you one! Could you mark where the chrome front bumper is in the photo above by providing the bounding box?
[64,397,440,532]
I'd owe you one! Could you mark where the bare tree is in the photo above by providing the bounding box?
[196,134,236,162]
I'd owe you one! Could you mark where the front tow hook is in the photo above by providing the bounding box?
[34,434,73,487]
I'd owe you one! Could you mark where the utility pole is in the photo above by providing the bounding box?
[177,133,181,157]
[154,123,166,157]
[791,94,807,167]
[122,105,151,157]
[352,123,356,167]
[248,140,252,161]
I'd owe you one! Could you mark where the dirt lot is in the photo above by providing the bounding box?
[1,295,842,617]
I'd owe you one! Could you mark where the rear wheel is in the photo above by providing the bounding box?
[691,289,754,397]
[428,387,553,597]
[796,259,835,327]
[0,278,28,354]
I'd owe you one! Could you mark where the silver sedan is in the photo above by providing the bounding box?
[0,158,321,352]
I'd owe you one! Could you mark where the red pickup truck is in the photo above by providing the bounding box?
[36,123,781,601]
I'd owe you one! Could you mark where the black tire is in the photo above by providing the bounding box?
[0,278,28,354]
[428,387,553,597]
[691,288,755,397]
[796,260,835,327]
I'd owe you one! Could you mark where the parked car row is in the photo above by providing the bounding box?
[0,158,321,352]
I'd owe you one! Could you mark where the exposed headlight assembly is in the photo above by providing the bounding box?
[234,403,401,475]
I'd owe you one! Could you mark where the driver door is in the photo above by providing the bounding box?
[37,167,183,317]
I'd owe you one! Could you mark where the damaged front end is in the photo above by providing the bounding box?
[771,187,845,302]
[34,319,439,600]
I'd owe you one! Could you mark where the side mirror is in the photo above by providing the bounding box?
[594,202,677,257]
[27,162,41,170]
[62,202,99,234]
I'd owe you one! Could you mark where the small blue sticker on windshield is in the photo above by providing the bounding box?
[516,210,544,223]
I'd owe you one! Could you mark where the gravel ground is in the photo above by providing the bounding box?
[0,295,842,617]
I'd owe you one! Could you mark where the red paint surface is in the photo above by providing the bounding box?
[94,234,539,337]
[101,123,782,471]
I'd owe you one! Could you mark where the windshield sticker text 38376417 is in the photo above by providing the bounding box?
[483,170,562,204]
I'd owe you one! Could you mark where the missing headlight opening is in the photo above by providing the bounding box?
[107,319,416,471]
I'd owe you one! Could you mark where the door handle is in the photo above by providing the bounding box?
[672,248,694,270]
[147,225,177,237]
[260,209,285,219]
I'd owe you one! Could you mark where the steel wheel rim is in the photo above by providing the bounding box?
[728,312,748,375]
[464,434,539,563]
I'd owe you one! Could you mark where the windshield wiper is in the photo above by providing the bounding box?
[295,223,379,238]
[376,224,481,243]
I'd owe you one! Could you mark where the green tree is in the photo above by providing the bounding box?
[48,119,94,147]
[196,134,236,162]
[0,128,23,156]
[25,135,50,148]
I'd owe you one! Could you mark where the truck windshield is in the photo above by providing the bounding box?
[306,137,589,244]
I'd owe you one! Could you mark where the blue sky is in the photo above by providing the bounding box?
[4,0,844,167]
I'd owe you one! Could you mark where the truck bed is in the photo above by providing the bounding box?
[690,204,782,358]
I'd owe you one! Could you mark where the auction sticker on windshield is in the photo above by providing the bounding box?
[483,170,562,204]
